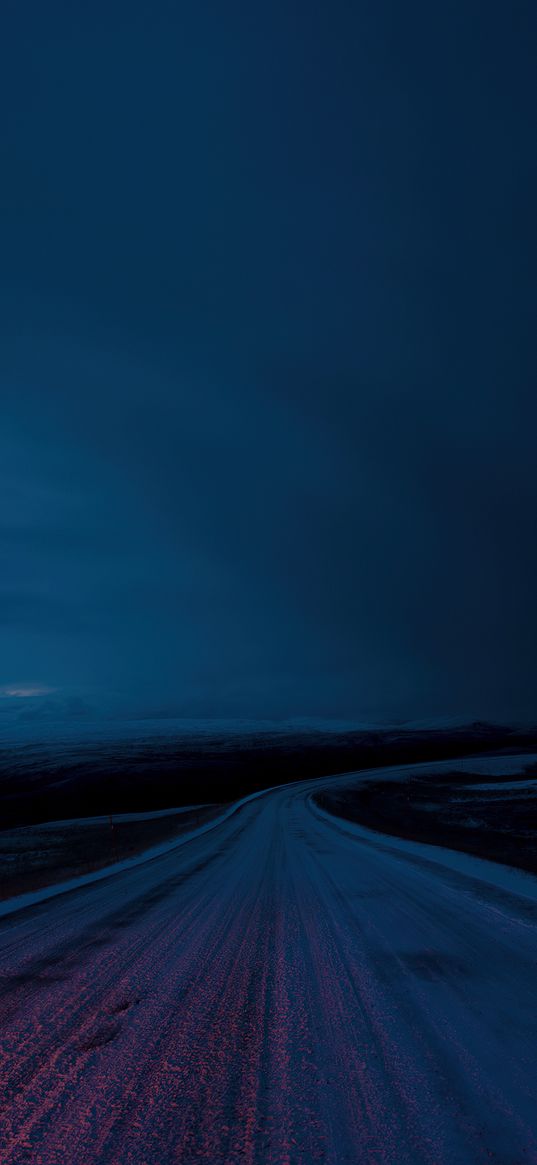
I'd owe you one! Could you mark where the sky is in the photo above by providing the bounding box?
[1,0,536,726]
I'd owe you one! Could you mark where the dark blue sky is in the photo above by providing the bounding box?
[1,0,536,724]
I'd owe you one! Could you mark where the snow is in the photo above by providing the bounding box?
[2,754,537,1162]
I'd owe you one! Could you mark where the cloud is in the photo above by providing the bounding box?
[1,685,55,698]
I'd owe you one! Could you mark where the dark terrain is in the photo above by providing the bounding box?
[2,719,537,902]
[3,760,537,1164]
[2,719,536,829]
[0,805,220,901]
[316,757,537,875]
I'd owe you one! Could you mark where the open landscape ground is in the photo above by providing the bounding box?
[315,754,537,875]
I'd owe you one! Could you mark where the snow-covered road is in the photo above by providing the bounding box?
[1,761,537,1164]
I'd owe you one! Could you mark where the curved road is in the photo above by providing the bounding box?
[1,764,537,1164]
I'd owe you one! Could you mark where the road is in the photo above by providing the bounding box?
[1,763,537,1164]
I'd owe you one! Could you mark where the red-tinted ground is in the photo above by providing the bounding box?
[1,762,537,1164]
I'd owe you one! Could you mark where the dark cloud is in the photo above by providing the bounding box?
[1,0,536,723]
